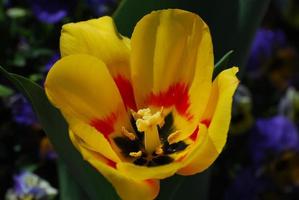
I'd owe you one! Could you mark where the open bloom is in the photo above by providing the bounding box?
[45,9,239,200]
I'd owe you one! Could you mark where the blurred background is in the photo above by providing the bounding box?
[0,0,299,199]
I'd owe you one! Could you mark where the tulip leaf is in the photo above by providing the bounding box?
[0,84,13,97]
[58,160,89,200]
[158,170,210,200]
[213,50,234,80]
[0,66,119,200]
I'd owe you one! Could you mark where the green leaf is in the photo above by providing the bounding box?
[31,48,53,58]
[11,53,26,67]
[0,66,119,200]
[58,160,89,200]
[213,50,234,80]
[6,7,28,18]
[0,84,13,97]
[29,74,43,83]
[158,170,211,200]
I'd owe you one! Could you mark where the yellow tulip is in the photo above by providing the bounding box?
[45,9,239,200]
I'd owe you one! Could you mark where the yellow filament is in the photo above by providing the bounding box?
[121,126,136,140]
[155,146,164,155]
[167,131,181,144]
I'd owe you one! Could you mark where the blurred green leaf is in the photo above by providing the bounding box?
[213,50,234,79]
[29,74,43,82]
[22,164,39,173]
[0,2,5,21]
[58,160,89,200]
[0,84,13,97]
[6,8,28,19]
[12,53,26,67]
[158,170,211,200]
[0,66,119,200]
[31,48,53,58]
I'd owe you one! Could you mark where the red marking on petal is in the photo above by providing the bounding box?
[147,83,192,120]
[106,159,117,169]
[90,113,118,141]
[145,179,157,187]
[201,119,211,128]
[176,155,187,162]
[190,126,199,141]
[114,75,137,111]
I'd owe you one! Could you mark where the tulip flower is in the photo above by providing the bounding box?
[45,9,239,200]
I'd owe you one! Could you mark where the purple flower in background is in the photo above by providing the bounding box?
[87,0,118,16]
[5,171,57,200]
[249,116,299,165]
[224,168,268,200]
[10,94,38,126]
[246,28,286,78]
[30,0,75,24]
[43,53,60,72]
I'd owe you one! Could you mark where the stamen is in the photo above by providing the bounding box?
[158,107,165,128]
[167,130,181,145]
[114,111,188,167]
[130,109,142,120]
[121,126,136,140]
[155,145,164,155]
[129,150,142,158]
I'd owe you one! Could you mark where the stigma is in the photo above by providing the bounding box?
[134,108,164,154]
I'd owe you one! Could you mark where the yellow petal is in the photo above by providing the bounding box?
[177,124,214,175]
[131,9,213,138]
[203,67,239,152]
[178,67,239,175]
[60,16,131,78]
[181,19,214,138]
[66,116,121,163]
[60,17,137,110]
[45,54,128,140]
[70,131,159,200]
[117,161,182,180]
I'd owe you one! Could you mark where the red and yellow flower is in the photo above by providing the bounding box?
[45,9,239,200]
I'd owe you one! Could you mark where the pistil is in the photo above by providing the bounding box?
[135,108,164,154]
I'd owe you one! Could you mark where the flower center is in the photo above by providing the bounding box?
[135,108,164,154]
[113,107,189,167]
